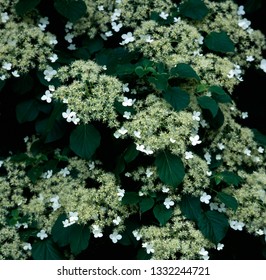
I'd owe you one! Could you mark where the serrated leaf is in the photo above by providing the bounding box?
[54,0,87,23]
[197,96,219,117]
[15,0,41,16]
[139,197,155,213]
[122,192,141,205]
[32,239,63,260]
[204,31,235,53]
[217,192,238,211]
[209,85,232,103]
[163,87,190,112]
[179,0,209,20]
[153,204,173,226]
[180,195,202,221]
[197,211,229,244]
[170,63,200,80]
[155,151,185,188]
[70,124,101,160]
[16,99,39,123]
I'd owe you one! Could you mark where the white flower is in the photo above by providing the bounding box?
[120,32,135,45]
[142,242,154,254]
[49,35,58,45]
[216,243,224,251]
[117,187,125,201]
[2,62,12,70]
[65,33,74,43]
[132,230,142,240]
[258,147,264,153]
[69,212,79,223]
[210,202,219,211]
[142,34,154,43]
[0,75,6,80]
[237,5,245,15]
[159,11,169,20]
[59,167,70,177]
[0,160,4,168]
[227,64,242,81]
[88,161,95,170]
[164,197,175,209]
[217,142,225,150]
[259,59,266,73]
[113,131,121,139]
[12,70,20,77]
[196,35,204,45]
[145,168,153,178]
[118,127,128,135]
[105,31,113,37]
[122,83,130,92]
[192,111,201,121]
[122,97,135,106]
[200,192,211,204]
[49,54,58,63]
[170,138,176,143]
[68,44,76,50]
[238,18,251,30]
[98,5,104,11]
[41,90,53,103]
[199,248,209,260]
[111,9,122,22]
[185,151,193,160]
[113,216,121,225]
[44,66,57,82]
[37,229,48,240]
[42,170,53,179]
[65,21,73,30]
[1,12,9,23]
[189,135,201,146]
[162,186,170,193]
[111,21,123,32]
[241,112,248,119]
[200,119,208,128]
[62,109,75,122]
[123,111,131,119]
[243,148,251,156]
[134,130,141,139]
[216,154,222,160]
[23,243,32,251]
[229,220,245,231]
[109,231,122,243]
[71,113,80,125]
[92,225,103,238]
[246,55,254,62]
[217,203,226,213]
[204,152,212,164]
[50,195,61,211]
[38,17,49,31]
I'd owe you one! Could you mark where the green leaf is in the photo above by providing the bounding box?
[122,192,141,205]
[180,195,202,221]
[135,66,145,77]
[15,0,41,16]
[163,87,190,112]
[179,0,209,20]
[69,224,90,255]
[170,63,200,80]
[197,211,229,244]
[217,171,243,186]
[139,197,155,213]
[197,96,219,117]
[209,85,232,103]
[16,99,39,123]
[32,239,63,260]
[155,151,185,188]
[252,129,266,146]
[204,31,235,53]
[217,192,238,211]
[148,74,169,91]
[51,214,71,247]
[54,0,87,23]
[124,143,139,163]
[70,124,101,160]
[12,74,34,94]
[153,204,173,226]
[209,107,224,129]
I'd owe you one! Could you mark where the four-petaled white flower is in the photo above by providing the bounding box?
[92,225,103,238]
[189,135,202,146]
[109,231,122,243]
[199,248,209,260]
[142,242,154,254]
[1,12,9,23]
[237,5,245,16]
[185,151,193,160]
[243,148,251,156]
[200,192,211,204]
[62,109,79,124]
[50,195,61,211]
[12,70,20,77]
[112,21,123,32]
[134,130,141,139]
[41,90,53,103]
[123,111,131,119]
[42,170,53,179]
[23,243,32,251]
[132,230,142,241]
[246,56,254,62]
[65,33,74,43]
[145,168,153,178]
[162,186,169,193]
[49,54,58,63]
[2,62,12,70]
[117,187,125,201]
[238,18,251,30]
[59,167,70,177]
[192,111,201,121]
[204,152,211,165]
[229,220,245,231]
[37,229,48,240]
[164,197,175,209]
[113,216,121,225]
[38,17,49,31]
[122,97,135,106]
[217,142,225,150]
[159,11,169,20]
[120,32,135,45]
[241,111,248,119]
[44,66,57,81]
[258,147,264,153]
